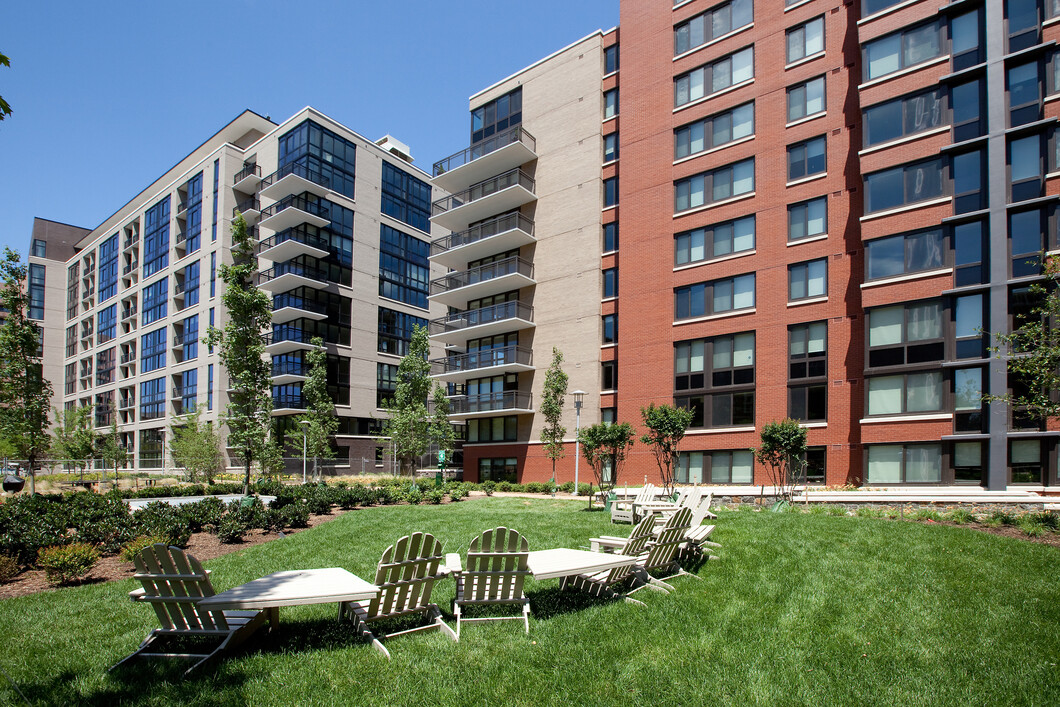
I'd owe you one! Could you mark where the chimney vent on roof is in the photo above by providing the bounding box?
[375,135,414,164]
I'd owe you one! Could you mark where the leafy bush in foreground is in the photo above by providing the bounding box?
[37,542,100,586]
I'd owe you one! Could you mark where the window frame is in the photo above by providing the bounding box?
[787,76,826,123]
[786,16,825,65]
[787,196,827,242]
[787,135,827,181]
[788,258,828,302]
[674,273,756,320]
[674,215,755,266]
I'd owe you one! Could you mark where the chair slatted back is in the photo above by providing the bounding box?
[642,507,692,573]
[638,484,656,505]
[688,490,713,527]
[673,487,691,507]
[597,516,656,586]
[369,532,445,619]
[132,544,229,632]
[464,527,530,603]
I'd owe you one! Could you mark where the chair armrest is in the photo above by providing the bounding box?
[445,553,463,574]
[129,588,147,602]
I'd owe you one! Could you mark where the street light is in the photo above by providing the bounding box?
[298,420,311,483]
[571,390,586,495]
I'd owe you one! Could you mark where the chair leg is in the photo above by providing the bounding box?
[522,601,530,635]
[454,602,463,640]
[108,633,161,673]
[623,595,647,607]
[432,606,458,642]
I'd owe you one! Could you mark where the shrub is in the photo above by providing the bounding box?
[913,508,942,522]
[216,514,248,544]
[37,542,100,586]
[262,508,288,534]
[182,497,226,531]
[306,489,333,516]
[944,508,974,525]
[576,483,593,496]
[855,506,883,518]
[560,481,575,493]
[282,501,310,529]
[1029,511,1058,530]
[378,486,403,505]
[448,486,468,502]
[1018,516,1048,538]
[119,535,170,563]
[132,502,192,548]
[482,481,496,497]
[807,504,829,516]
[338,485,371,510]
[986,510,1016,527]
[496,481,512,493]
[0,553,18,583]
[826,506,847,517]
[526,482,549,494]
[424,489,444,505]
[405,488,424,505]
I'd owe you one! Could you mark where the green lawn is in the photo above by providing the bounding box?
[2,498,1058,706]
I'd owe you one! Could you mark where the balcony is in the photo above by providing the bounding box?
[427,300,534,348]
[264,328,326,356]
[259,162,331,201]
[171,333,195,350]
[430,345,534,383]
[122,234,139,251]
[118,396,135,410]
[257,260,331,293]
[432,126,538,194]
[271,292,329,325]
[170,386,195,401]
[176,200,188,217]
[430,168,536,233]
[233,196,261,224]
[257,229,330,263]
[430,212,535,271]
[428,255,535,309]
[122,261,138,277]
[120,351,136,365]
[270,359,309,386]
[233,163,262,193]
[447,391,534,419]
[121,306,137,321]
[258,193,330,233]
[272,393,307,414]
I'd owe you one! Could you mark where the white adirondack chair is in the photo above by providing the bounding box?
[339,532,457,659]
[563,516,657,606]
[611,484,656,524]
[631,506,699,594]
[654,490,720,557]
[448,527,531,638]
[110,544,268,677]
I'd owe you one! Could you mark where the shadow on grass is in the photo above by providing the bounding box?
[23,663,252,707]
[528,586,619,619]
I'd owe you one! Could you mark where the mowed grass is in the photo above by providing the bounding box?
[1,498,1058,706]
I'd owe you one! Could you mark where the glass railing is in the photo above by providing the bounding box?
[431,345,532,375]
[448,391,532,414]
[121,307,136,320]
[264,328,321,346]
[123,234,139,250]
[432,126,537,176]
[430,256,533,296]
[428,300,533,335]
[431,168,535,216]
[261,161,330,192]
[430,213,534,256]
[259,193,329,222]
[234,163,261,185]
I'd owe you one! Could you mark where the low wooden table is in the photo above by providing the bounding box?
[525,548,638,581]
[197,568,378,628]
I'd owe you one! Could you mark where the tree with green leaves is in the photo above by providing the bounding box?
[295,336,338,481]
[578,421,636,506]
[52,406,96,481]
[430,384,454,473]
[752,418,808,508]
[205,213,273,494]
[0,52,12,121]
[539,347,568,490]
[96,402,127,487]
[640,402,694,496]
[0,247,51,493]
[379,325,450,476]
[169,407,225,484]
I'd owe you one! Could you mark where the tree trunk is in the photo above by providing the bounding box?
[243,452,251,496]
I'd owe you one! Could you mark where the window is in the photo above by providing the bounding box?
[867,444,942,483]
[952,149,986,214]
[675,215,755,265]
[675,102,754,159]
[468,417,518,444]
[381,161,432,232]
[863,22,941,81]
[954,367,984,432]
[954,220,985,287]
[210,252,216,298]
[1008,62,1041,127]
[674,46,754,108]
[377,363,397,407]
[674,332,755,429]
[865,228,943,281]
[478,457,518,482]
[674,0,753,56]
[1009,134,1043,202]
[1010,439,1043,484]
[953,441,983,483]
[788,259,827,301]
[862,0,905,16]
[787,17,824,64]
[789,321,827,421]
[139,378,166,422]
[603,268,618,298]
[278,119,357,199]
[951,9,982,70]
[602,361,617,391]
[952,79,984,142]
[604,44,619,74]
[1009,208,1045,277]
[31,238,46,258]
[1007,0,1041,53]
[863,87,944,147]
[142,277,168,324]
[604,177,619,207]
[211,159,219,243]
[604,133,618,162]
[140,327,167,373]
[207,364,213,411]
[867,371,943,415]
[378,225,430,309]
[787,77,825,123]
[955,293,985,359]
[864,157,944,213]
[604,89,619,119]
[378,308,429,356]
[603,314,617,344]
[182,172,202,254]
[182,261,200,306]
[96,348,115,387]
[676,450,753,484]
[98,234,118,301]
[208,308,215,353]
[65,325,76,358]
[604,222,619,252]
[787,136,826,181]
[867,300,944,367]
[675,273,755,320]
[788,197,827,242]
[601,408,616,424]
[180,369,198,413]
[181,314,198,361]
[472,87,522,143]
[97,304,116,344]
[143,196,170,278]
[675,158,754,212]
[28,264,45,320]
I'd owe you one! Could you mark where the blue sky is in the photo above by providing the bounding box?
[0,0,617,253]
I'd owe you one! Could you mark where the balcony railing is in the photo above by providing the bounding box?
[264,328,318,346]
[123,234,139,250]
[172,334,197,348]
[272,393,306,410]
[174,280,187,295]
[170,386,195,400]
[234,163,262,185]
[433,125,537,176]
[257,260,331,286]
[257,228,332,255]
[233,196,261,218]
[448,391,532,415]
[431,168,535,216]
[431,345,532,375]
[271,360,309,378]
[272,292,328,316]
[430,256,533,296]
[176,200,188,214]
[120,352,135,364]
[260,161,331,192]
[428,300,533,336]
[121,307,136,320]
[119,397,135,409]
[258,193,329,223]
[431,213,534,256]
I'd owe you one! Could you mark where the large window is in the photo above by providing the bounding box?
[863,22,942,81]
[954,220,986,287]
[602,361,617,391]
[378,307,428,356]
[863,87,944,147]
[952,79,984,142]
[788,197,827,242]
[867,300,944,368]
[674,46,754,108]
[867,372,943,415]
[604,44,619,74]
[675,158,754,212]
[478,457,518,482]
[139,378,166,422]
[1010,208,1045,278]
[675,215,755,266]
[377,363,397,407]
[378,225,430,309]
[603,268,618,298]
[604,133,619,162]
[381,161,431,232]
[604,177,619,207]
[788,259,827,301]
[675,102,754,160]
[865,228,944,281]
[182,261,200,306]
[1007,0,1042,53]
[676,450,754,484]
[864,157,944,213]
[602,314,617,344]
[675,274,754,320]
[140,327,167,373]
[98,234,119,301]
[97,304,116,344]
[96,348,115,387]
[277,119,357,199]
[952,148,986,213]
[674,332,755,428]
[604,89,619,119]
[867,444,942,483]
[143,196,170,278]
[604,222,619,252]
[139,428,164,468]
[674,0,753,56]
[182,172,202,254]
[789,322,827,421]
[142,277,168,325]
[787,136,826,181]
[181,314,198,361]
[787,77,825,123]
[31,238,45,258]
[472,87,522,144]
[28,263,45,320]
[1009,133,1044,202]
[787,17,824,64]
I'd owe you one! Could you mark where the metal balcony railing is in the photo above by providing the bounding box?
[428,300,533,336]
[432,125,537,176]
[431,345,532,375]
[260,161,330,192]
[431,168,535,216]
[120,352,135,364]
[234,163,262,185]
[429,256,533,296]
[257,228,332,255]
[123,234,139,250]
[272,393,306,409]
[264,328,317,346]
[172,334,197,348]
[258,193,329,223]
[121,307,136,320]
[122,261,138,276]
[257,260,331,286]
[271,360,309,378]
[272,292,329,316]
[447,391,532,415]
[430,212,534,257]
[233,196,261,218]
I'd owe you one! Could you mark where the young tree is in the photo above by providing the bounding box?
[639,403,694,496]
[169,407,225,484]
[294,336,338,481]
[0,248,51,493]
[538,347,568,489]
[430,384,454,473]
[52,406,96,481]
[752,418,808,507]
[96,402,127,487]
[578,421,635,506]
[379,325,449,476]
[205,213,272,494]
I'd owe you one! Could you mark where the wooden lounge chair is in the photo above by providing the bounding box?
[339,532,457,659]
[110,544,268,677]
[611,484,656,524]
[447,527,531,638]
[589,515,658,553]
[653,489,719,556]
[631,506,700,594]
[563,516,657,606]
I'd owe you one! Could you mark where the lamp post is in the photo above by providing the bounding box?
[572,390,586,495]
[298,420,310,483]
